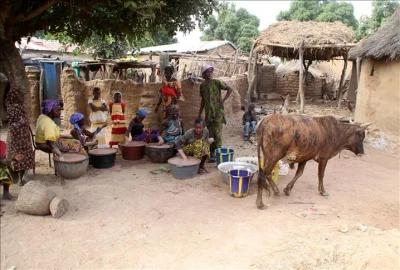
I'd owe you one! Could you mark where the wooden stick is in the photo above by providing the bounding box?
[337,54,349,108]
[298,41,305,113]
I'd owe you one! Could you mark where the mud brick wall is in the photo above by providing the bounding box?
[259,64,276,95]
[275,72,324,99]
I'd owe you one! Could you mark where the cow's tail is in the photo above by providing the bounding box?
[257,121,271,197]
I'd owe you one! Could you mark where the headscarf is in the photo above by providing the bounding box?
[69,113,84,131]
[201,65,214,75]
[164,65,174,74]
[41,99,60,115]
[137,109,147,117]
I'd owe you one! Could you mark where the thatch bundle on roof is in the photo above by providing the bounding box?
[255,21,356,61]
[350,8,400,61]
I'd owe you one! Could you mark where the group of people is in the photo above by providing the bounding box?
[0,64,235,198]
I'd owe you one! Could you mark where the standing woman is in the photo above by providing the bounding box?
[3,75,34,185]
[109,92,127,147]
[88,87,108,148]
[155,65,184,121]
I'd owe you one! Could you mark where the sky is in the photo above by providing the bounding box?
[175,1,374,44]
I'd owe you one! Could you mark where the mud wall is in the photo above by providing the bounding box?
[355,58,400,136]
[259,64,276,95]
[60,69,243,132]
[275,72,324,99]
[26,67,41,124]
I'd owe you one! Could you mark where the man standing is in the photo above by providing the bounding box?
[198,65,232,162]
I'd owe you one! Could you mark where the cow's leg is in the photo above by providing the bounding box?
[267,173,280,195]
[317,159,329,196]
[283,161,307,196]
[256,171,265,209]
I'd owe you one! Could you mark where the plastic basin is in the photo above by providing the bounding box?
[218,162,258,185]
[235,156,280,185]
[53,153,89,179]
[145,143,174,163]
[88,148,117,169]
[229,169,254,198]
[215,148,235,166]
[168,157,201,180]
[118,141,146,160]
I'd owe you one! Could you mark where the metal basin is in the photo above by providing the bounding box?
[217,161,258,185]
[54,153,89,179]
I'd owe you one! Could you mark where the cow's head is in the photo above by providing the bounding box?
[344,122,373,155]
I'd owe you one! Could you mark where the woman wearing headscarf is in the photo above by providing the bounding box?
[125,109,159,143]
[69,113,107,151]
[155,65,184,120]
[157,104,184,147]
[4,78,34,185]
[35,100,86,156]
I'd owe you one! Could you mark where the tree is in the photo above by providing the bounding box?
[200,3,260,52]
[356,0,399,40]
[0,0,217,92]
[277,0,358,30]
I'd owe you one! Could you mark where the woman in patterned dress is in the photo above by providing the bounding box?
[109,92,127,147]
[88,87,108,148]
[155,65,184,121]
[157,105,184,148]
[4,79,34,185]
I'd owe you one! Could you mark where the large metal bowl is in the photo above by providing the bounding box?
[54,153,89,179]
[217,161,258,185]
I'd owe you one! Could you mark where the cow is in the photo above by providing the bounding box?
[256,114,372,209]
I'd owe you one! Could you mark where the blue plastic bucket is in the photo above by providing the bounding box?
[228,169,253,198]
[215,148,235,166]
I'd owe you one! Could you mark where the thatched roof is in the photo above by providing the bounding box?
[276,60,326,78]
[350,8,400,61]
[255,21,356,61]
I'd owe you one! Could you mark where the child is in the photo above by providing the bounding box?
[109,92,127,147]
[242,103,257,140]
[88,87,108,148]
[0,140,23,200]
[125,109,158,143]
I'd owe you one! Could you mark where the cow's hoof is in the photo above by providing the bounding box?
[283,188,291,196]
[273,190,280,196]
[257,203,266,210]
[320,191,329,196]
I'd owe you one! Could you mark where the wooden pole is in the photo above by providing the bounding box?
[246,41,258,105]
[298,41,305,113]
[337,54,349,108]
[296,59,311,103]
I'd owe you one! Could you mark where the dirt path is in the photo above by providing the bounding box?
[1,114,399,269]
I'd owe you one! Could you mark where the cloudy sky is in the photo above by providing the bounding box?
[176,1,373,44]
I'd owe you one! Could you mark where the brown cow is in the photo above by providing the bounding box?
[256,114,372,209]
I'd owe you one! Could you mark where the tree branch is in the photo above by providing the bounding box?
[12,0,61,23]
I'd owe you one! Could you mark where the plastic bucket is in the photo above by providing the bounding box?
[228,169,253,198]
[235,156,279,185]
[215,148,235,166]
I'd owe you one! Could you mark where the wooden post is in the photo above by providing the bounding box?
[246,41,258,105]
[249,52,258,102]
[296,59,311,103]
[337,54,349,108]
[256,62,262,99]
[298,41,305,113]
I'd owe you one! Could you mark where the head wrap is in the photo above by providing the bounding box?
[69,113,84,131]
[5,87,24,107]
[164,65,174,74]
[201,65,214,75]
[41,99,60,115]
[137,109,147,117]
[0,140,6,158]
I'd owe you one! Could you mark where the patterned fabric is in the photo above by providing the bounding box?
[181,128,209,146]
[200,79,228,153]
[109,103,127,146]
[133,130,159,143]
[69,113,84,131]
[5,88,34,172]
[56,137,87,155]
[35,114,60,143]
[183,139,210,160]
[0,140,6,158]
[161,118,183,145]
[41,99,60,115]
[160,78,183,120]
[88,98,108,148]
[0,165,13,185]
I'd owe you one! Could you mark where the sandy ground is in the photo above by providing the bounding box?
[1,106,399,269]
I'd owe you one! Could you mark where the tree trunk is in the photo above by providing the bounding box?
[337,55,349,108]
[0,38,30,118]
[298,41,305,113]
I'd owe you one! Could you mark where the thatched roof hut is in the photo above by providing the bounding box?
[349,8,400,61]
[276,60,326,79]
[255,21,356,61]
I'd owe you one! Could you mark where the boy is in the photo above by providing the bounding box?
[242,103,257,140]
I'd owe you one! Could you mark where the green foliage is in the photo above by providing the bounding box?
[277,0,358,30]
[356,0,399,40]
[200,3,259,52]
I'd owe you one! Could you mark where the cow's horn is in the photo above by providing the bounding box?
[360,122,374,129]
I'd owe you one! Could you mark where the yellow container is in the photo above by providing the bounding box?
[259,158,279,185]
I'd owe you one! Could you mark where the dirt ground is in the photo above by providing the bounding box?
[1,103,399,269]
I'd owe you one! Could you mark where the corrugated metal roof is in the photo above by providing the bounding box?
[139,40,236,54]
[15,37,77,53]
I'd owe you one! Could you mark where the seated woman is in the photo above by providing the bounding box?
[157,105,183,147]
[35,100,86,157]
[125,109,158,143]
[69,113,107,151]
[176,118,214,175]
